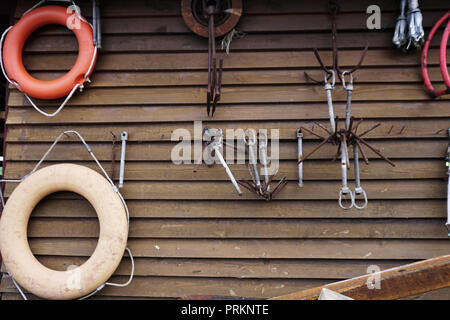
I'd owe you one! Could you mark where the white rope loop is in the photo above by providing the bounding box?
[220,28,246,55]
[1,130,134,299]
[79,248,135,300]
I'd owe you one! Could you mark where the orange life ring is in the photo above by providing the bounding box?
[2,6,96,100]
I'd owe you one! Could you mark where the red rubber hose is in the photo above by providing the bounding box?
[440,17,450,88]
[421,11,450,97]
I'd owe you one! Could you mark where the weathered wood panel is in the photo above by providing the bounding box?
[25,218,448,239]
[5,119,450,141]
[1,0,450,300]
[19,199,449,219]
[24,238,450,259]
[2,257,415,279]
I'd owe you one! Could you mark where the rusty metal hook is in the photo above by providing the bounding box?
[205,0,224,117]
[304,0,368,84]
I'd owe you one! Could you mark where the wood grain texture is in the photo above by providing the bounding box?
[5,101,450,124]
[22,199,449,219]
[3,257,415,279]
[5,119,450,141]
[2,0,450,300]
[25,217,448,239]
[25,238,450,259]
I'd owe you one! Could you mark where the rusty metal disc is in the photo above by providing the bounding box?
[181,0,242,38]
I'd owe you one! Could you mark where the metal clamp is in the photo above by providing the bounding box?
[119,131,128,188]
[205,0,223,117]
[297,129,304,187]
[342,71,353,131]
[92,0,102,48]
[324,70,336,134]
[244,129,261,191]
[352,144,368,209]
[339,186,355,210]
[258,131,270,192]
[205,127,242,195]
[339,139,354,210]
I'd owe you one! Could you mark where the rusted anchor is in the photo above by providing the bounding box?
[304,0,368,84]
[237,130,287,201]
[299,0,394,209]
[181,0,242,116]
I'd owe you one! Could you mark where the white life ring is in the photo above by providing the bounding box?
[0,164,128,300]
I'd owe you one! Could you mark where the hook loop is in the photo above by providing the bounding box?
[338,187,355,210]
[353,187,368,210]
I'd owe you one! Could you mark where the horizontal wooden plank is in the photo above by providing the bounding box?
[0,275,329,298]
[4,180,447,200]
[273,255,450,300]
[21,49,441,71]
[5,119,450,142]
[0,292,164,300]
[7,0,450,301]
[18,67,446,89]
[4,286,450,300]
[26,218,449,239]
[4,160,445,181]
[25,199,449,219]
[2,257,414,279]
[29,11,447,36]
[5,140,447,161]
[26,238,450,259]
[9,84,447,107]
[23,31,444,53]
[6,101,450,124]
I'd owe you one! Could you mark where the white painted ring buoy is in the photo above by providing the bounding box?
[0,164,128,300]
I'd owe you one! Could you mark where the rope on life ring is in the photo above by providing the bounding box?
[0,3,98,117]
[0,131,134,300]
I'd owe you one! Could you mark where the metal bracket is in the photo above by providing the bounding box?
[200,127,242,195]
[119,131,128,188]
[297,129,304,187]
[205,0,223,117]
[92,0,102,49]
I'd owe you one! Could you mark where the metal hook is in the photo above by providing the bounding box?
[339,187,355,210]
[353,144,368,209]
[205,0,224,117]
[324,70,336,134]
[304,0,368,84]
[338,139,354,209]
[243,129,257,146]
[353,187,368,210]
[243,129,260,191]
[341,71,353,89]
[258,131,270,192]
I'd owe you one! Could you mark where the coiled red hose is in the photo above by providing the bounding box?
[421,11,450,97]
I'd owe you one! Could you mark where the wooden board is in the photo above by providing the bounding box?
[2,0,450,300]
[21,199,449,219]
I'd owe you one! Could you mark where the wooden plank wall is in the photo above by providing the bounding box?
[1,0,450,299]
